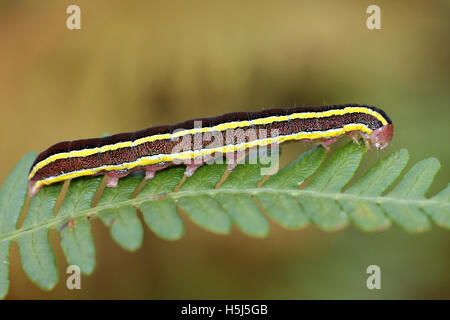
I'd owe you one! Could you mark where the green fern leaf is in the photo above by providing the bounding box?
[340,149,409,232]
[57,177,103,275]
[177,164,231,234]
[136,166,185,241]
[0,142,449,297]
[299,143,366,230]
[216,161,270,237]
[381,158,440,232]
[17,183,61,291]
[97,175,144,251]
[257,146,326,229]
[425,184,450,228]
[0,152,36,298]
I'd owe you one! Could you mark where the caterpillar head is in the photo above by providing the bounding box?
[370,124,394,150]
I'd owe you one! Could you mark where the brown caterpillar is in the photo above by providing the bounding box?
[28,104,393,196]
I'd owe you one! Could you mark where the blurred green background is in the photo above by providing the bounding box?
[1,0,449,299]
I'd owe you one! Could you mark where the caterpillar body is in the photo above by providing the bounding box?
[28,104,393,196]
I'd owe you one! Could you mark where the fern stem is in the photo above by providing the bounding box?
[0,188,447,243]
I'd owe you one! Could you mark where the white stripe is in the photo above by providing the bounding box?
[39,123,370,184]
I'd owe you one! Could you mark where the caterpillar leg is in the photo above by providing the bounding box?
[106,175,120,187]
[320,137,339,154]
[225,148,250,171]
[346,131,361,146]
[183,158,205,177]
[144,162,170,180]
[363,137,372,151]
[351,135,361,146]
[105,170,130,187]
[28,180,42,197]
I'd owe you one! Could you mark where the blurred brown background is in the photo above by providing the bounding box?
[1,0,449,299]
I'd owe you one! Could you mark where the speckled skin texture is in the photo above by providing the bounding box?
[30,104,392,182]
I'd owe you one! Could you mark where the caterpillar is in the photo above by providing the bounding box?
[28,104,393,196]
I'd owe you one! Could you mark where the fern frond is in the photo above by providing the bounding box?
[0,143,449,297]
[0,152,37,298]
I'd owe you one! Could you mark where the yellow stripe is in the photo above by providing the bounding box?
[30,123,371,192]
[252,116,289,125]
[298,107,388,125]
[134,133,171,145]
[29,107,386,180]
